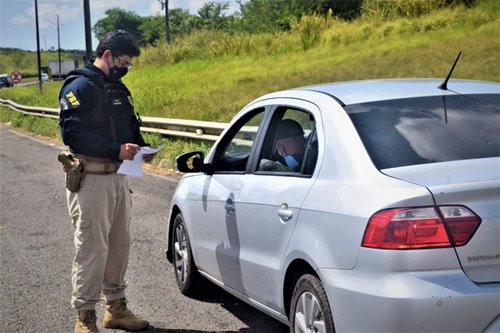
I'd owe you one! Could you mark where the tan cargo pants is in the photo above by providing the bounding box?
[66,173,132,310]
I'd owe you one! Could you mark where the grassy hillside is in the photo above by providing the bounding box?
[1,0,498,123]
[0,0,498,168]
[129,0,499,122]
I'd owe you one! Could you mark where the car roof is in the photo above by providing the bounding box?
[292,79,500,105]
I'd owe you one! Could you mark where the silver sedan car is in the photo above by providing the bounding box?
[166,79,500,332]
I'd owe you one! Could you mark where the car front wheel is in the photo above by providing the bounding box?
[290,274,335,333]
[172,212,201,296]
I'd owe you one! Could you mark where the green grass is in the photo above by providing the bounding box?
[0,0,498,168]
[0,81,62,107]
[0,50,83,77]
[0,105,60,138]
[142,132,213,169]
[1,0,498,121]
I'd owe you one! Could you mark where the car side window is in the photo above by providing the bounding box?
[257,107,317,176]
[212,109,265,173]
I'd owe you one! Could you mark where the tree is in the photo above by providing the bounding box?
[93,8,144,45]
[195,1,231,30]
[236,0,363,33]
[331,0,363,19]
[138,9,197,46]
[237,0,334,32]
[139,15,165,46]
[237,0,288,32]
[169,8,196,37]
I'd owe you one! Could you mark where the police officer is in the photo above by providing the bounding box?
[59,30,152,333]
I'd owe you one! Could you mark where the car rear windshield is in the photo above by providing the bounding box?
[345,94,500,169]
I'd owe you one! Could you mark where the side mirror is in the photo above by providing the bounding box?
[175,151,212,174]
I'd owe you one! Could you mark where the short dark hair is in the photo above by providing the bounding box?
[96,30,140,58]
[277,119,304,140]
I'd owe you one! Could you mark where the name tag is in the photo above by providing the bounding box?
[112,98,123,105]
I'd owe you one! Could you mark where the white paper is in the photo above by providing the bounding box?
[117,145,164,176]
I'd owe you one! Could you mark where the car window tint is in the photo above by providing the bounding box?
[257,108,317,176]
[214,109,265,172]
[345,94,500,169]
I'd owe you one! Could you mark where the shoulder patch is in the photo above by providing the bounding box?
[65,91,80,107]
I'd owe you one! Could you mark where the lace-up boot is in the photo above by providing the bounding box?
[74,309,99,333]
[103,297,149,331]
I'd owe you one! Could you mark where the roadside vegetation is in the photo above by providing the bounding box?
[0,0,498,169]
[0,105,59,137]
[0,50,82,78]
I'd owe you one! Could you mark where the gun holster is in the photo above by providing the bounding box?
[58,151,86,193]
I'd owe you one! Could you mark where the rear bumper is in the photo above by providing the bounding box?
[319,267,500,332]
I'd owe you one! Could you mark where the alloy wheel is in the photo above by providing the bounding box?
[294,291,326,333]
[174,223,188,284]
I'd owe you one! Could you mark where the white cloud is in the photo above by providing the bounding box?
[90,0,157,15]
[150,1,163,15]
[149,0,240,16]
[91,0,138,11]
[38,3,81,28]
[8,1,81,28]
[171,0,201,14]
[10,14,31,25]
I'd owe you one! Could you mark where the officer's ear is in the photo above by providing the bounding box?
[102,49,113,61]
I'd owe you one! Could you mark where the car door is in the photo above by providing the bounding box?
[190,107,268,288]
[192,101,320,311]
[232,102,320,311]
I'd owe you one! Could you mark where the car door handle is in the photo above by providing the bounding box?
[278,203,293,222]
[225,199,235,215]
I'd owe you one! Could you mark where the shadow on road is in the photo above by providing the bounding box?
[143,284,288,333]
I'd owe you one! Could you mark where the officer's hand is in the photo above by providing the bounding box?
[120,143,140,161]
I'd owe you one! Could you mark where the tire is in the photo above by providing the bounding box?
[171,213,201,296]
[290,274,335,333]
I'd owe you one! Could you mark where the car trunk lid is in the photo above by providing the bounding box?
[383,158,500,283]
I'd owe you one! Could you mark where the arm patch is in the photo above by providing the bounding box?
[65,91,80,106]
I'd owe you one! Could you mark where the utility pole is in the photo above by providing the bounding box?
[45,15,62,80]
[158,0,171,44]
[83,0,92,63]
[34,0,42,92]
[57,15,61,80]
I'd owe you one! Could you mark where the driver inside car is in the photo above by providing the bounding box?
[274,119,306,171]
[258,118,306,173]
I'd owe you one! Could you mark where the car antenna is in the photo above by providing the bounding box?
[438,51,462,90]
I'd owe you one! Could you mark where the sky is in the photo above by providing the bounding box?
[0,0,240,51]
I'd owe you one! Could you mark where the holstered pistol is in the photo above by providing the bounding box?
[58,151,86,193]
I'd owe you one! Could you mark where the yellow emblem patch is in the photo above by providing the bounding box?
[65,91,80,107]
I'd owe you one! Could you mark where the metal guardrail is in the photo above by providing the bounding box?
[0,98,228,141]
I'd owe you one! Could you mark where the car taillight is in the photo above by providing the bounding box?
[362,206,481,250]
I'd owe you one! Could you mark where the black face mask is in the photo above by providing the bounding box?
[108,66,128,81]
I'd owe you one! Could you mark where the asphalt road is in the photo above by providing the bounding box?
[0,125,288,333]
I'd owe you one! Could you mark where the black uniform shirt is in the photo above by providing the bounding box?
[58,63,146,160]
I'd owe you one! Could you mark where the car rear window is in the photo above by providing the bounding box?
[345,94,500,169]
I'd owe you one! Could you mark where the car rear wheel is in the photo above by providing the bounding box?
[290,274,334,333]
[172,213,201,296]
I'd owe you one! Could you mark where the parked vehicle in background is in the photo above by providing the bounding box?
[0,74,14,88]
[165,78,500,333]
[41,73,49,82]
[48,60,78,79]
